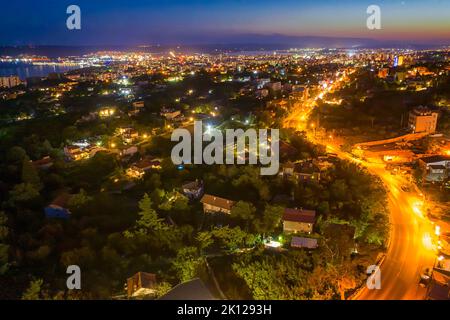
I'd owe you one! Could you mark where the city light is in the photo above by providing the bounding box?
[435,225,441,237]
[422,233,434,251]
[2,5,450,302]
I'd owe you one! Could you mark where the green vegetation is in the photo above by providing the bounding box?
[0,67,390,300]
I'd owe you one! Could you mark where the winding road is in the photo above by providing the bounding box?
[326,144,436,300]
[283,66,438,299]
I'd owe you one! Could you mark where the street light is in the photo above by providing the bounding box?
[435,225,441,237]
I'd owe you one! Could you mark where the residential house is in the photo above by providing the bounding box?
[280,161,320,181]
[126,272,158,298]
[127,156,161,179]
[129,100,145,116]
[200,194,234,214]
[161,108,181,120]
[132,100,145,108]
[45,194,72,219]
[64,145,89,161]
[32,156,54,170]
[291,236,318,249]
[159,278,216,300]
[266,81,282,92]
[118,127,139,144]
[182,180,204,200]
[282,208,316,234]
[418,155,450,183]
[426,270,450,300]
[98,107,116,118]
[119,145,138,158]
[279,162,295,177]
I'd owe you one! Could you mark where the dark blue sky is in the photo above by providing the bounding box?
[1,0,449,46]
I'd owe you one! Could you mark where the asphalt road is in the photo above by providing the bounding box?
[327,144,436,300]
[283,69,437,299]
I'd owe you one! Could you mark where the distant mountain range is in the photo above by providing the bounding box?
[197,33,449,49]
[1,34,448,57]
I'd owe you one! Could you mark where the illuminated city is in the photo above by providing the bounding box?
[0,0,449,305]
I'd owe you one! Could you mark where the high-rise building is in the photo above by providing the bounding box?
[408,106,439,134]
[393,56,399,67]
[0,75,21,88]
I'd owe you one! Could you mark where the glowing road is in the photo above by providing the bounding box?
[326,144,437,300]
[283,68,438,299]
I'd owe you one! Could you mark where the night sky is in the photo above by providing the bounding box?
[1,0,450,46]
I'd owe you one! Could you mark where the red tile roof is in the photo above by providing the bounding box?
[201,194,234,211]
[283,208,316,223]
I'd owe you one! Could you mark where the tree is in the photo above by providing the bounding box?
[9,183,40,203]
[211,226,255,251]
[171,247,202,282]
[307,266,340,300]
[125,193,168,238]
[330,179,349,202]
[254,205,283,235]
[196,231,214,253]
[172,194,189,211]
[232,258,285,300]
[62,125,80,142]
[21,156,41,188]
[22,279,44,300]
[154,282,172,298]
[7,146,27,163]
[0,211,9,275]
[158,190,189,212]
[230,201,256,230]
[67,189,92,209]
[317,201,330,215]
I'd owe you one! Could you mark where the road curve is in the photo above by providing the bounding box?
[328,145,436,300]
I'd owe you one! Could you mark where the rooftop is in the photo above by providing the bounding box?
[420,155,450,164]
[182,180,203,190]
[159,278,216,300]
[201,194,234,211]
[283,208,316,223]
[291,236,318,249]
